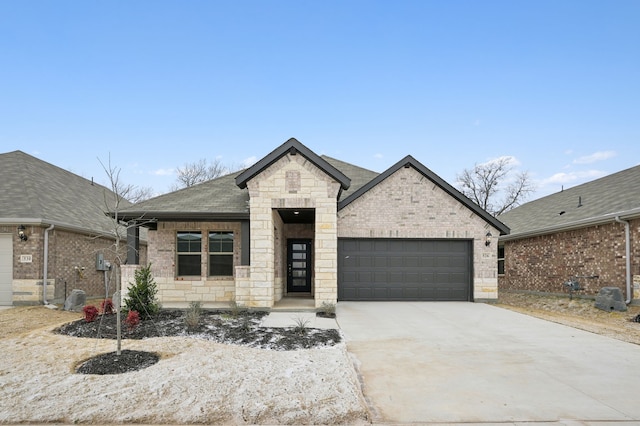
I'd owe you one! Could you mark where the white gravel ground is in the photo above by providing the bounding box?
[0,328,370,424]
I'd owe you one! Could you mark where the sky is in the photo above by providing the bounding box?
[1,0,639,203]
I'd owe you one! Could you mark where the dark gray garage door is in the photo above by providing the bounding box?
[338,239,472,301]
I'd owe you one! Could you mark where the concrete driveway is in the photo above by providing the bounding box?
[337,302,640,425]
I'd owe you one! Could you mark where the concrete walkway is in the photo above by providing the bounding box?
[336,302,640,425]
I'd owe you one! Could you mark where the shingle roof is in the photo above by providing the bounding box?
[118,154,380,221]
[0,150,132,236]
[498,164,640,240]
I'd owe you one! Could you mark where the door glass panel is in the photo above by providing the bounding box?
[292,261,306,269]
[292,253,306,260]
[292,278,306,287]
[292,270,306,278]
[292,243,306,251]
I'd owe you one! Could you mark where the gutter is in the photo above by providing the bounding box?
[500,206,640,242]
[43,224,54,305]
[615,216,632,304]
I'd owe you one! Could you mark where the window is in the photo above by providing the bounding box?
[498,245,505,275]
[177,232,201,276]
[209,231,233,276]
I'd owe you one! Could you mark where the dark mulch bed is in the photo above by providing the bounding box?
[56,310,341,349]
[58,309,341,375]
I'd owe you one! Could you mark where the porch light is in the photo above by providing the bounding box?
[485,231,492,247]
[18,225,28,241]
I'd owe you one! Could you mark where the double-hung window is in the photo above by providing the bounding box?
[177,232,202,276]
[209,231,233,276]
[498,245,505,275]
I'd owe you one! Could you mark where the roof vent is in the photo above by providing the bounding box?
[559,211,566,215]
[577,196,583,207]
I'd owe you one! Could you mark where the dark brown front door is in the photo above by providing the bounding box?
[287,239,312,293]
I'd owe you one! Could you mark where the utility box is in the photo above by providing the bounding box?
[96,253,109,271]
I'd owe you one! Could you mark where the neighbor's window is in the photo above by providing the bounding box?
[177,232,202,276]
[498,245,505,275]
[209,231,234,276]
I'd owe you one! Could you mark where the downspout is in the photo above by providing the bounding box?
[614,216,632,304]
[43,224,55,305]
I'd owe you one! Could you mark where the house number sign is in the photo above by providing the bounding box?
[19,255,32,263]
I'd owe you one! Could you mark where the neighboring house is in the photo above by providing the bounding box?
[0,150,146,306]
[119,138,508,309]
[498,165,640,303]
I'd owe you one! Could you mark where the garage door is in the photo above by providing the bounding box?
[0,234,13,305]
[338,239,472,301]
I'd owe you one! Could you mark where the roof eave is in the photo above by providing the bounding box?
[235,138,351,191]
[499,207,640,242]
[115,211,251,223]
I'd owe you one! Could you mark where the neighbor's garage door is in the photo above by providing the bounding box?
[338,239,472,301]
[0,234,13,305]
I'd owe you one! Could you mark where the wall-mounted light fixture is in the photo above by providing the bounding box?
[17,225,28,241]
[485,231,492,247]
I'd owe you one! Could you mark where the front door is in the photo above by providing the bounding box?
[287,239,312,293]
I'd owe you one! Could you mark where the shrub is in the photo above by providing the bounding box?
[82,305,99,323]
[124,264,159,319]
[101,298,115,315]
[185,301,202,330]
[125,310,140,330]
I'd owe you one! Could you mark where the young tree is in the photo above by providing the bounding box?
[98,155,155,354]
[456,156,535,216]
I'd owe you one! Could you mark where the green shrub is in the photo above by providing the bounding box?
[124,264,159,319]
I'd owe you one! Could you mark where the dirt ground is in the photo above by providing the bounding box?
[496,291,640,345]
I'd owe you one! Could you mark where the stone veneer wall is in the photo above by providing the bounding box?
[3,224,141,305]
[245,154,341,308]
[143,221,242,308]
[499,219,640,299]
[337,166,500,301]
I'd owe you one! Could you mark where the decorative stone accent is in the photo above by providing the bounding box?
[595,287,627,312]
[64,289,86,311]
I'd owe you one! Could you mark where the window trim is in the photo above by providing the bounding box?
[176,231,202,277]
[208,231,234,277]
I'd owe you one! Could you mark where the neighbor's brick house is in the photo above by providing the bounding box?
[119,138,508,309]
[498,164,640,303]
[0,151,146,306]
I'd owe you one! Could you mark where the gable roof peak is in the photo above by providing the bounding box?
[235,138,351,191]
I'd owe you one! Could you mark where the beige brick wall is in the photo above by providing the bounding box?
[337,166,500,301]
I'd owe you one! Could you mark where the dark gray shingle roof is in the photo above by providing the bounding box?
[498,164,640,239]
[0,150,132,236]
[119,155,380,221]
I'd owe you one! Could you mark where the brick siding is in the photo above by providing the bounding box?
[2,224,146,304]
[499,219,639,297]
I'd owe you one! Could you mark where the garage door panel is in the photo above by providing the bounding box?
[339,238,471,301]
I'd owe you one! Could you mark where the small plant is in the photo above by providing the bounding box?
[229,301,245,317]
[124,263,159,319]
[82,305,99,323]
[318,301,336,317]
[293,316,310,334]
[125,310,140,331]
[101,298,115,315]
[185,301,202,330]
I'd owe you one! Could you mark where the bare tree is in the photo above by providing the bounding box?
[127,185,155,203]
[97,156,155,354]
[456,156,535,216]
[172,158,228,190]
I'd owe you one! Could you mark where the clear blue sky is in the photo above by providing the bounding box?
[2,0,638,202]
